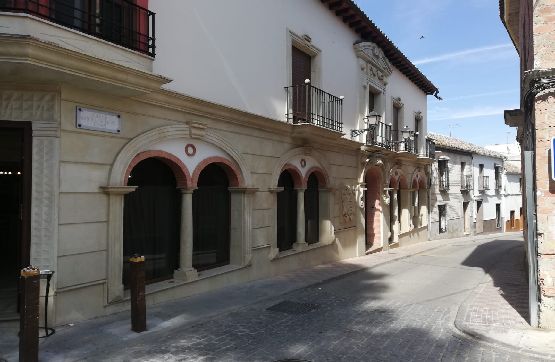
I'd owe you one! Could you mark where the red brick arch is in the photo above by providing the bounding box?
[192,156,244,188]
[412,174,427,190]
[304,167,329,188]
[280,164,305,188]
[124,150,191,188]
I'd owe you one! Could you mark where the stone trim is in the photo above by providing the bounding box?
[304,166,329,188]
[280,163,305,188]
[192,156,244,188]
[125,150,192,188]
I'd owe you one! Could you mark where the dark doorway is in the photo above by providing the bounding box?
[476,200,484,234]
[277,171,297,252]
[365,169,381,249]
[0,121,31,318]
[193,164,230,271]
[305,174,320,244]
[123,158,181,287]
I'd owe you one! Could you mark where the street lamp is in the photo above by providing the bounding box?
[350,111,382,138]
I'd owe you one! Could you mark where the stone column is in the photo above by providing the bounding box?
[391,190,399,244]
[268,187,283,259]
[319,188,333,244]
[228,187,257,266]
[174,189,198,281]
[293,188,308,250]
[101,185,137,302]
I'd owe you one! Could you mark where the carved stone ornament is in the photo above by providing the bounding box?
[340,185,356,225]
[382,190,391,205]
[392,97,404,109]
[354,42,393,92]
[415,111,423,121]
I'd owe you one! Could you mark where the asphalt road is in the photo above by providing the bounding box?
[79,238,547,361]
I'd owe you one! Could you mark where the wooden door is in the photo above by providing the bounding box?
[291,46,311,123]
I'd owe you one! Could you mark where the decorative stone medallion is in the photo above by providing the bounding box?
[185,143,196,157]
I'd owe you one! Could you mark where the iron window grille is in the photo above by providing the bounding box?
[0,0,156,56]
[479,176,490,191]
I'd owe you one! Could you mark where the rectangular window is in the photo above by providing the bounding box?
[438,160,449,190]
[460,162,466,189]
[496,203,501,228]
[368,90,375,114]
[438,205,447,234]
[392,106,400,141]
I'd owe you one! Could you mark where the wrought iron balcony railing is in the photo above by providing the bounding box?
[478,176,490,191]
[351,120,392,149]
[285,84,343,132]
[391,132,416,154]
[460,174,473,191]
[439,175,449,191]
[425,139,436,159]
[0,0,155,56]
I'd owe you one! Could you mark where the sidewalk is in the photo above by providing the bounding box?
[454,235,555,357]
[0,232,525,361]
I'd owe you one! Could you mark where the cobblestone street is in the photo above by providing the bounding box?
[23,236,549,361]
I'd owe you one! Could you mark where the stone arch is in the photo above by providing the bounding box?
[280,164,304,188]
[304,166,329,188]
[271,147,332,188]
[125,150,192,188]
[108,124,252,187]
[191,156,243,188]
[388,167,408,190]
[410,168,428,190]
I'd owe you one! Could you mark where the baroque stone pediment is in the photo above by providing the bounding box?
[354,42,393,92]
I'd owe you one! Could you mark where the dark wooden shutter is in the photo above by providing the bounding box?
[368,90,375,113]
[292,46,311,85]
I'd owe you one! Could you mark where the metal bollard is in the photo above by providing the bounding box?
[129,255,146,333]
[19,266,40,362]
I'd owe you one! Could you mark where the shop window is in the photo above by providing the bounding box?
[193,164,231,271]
[123,158,181,287]
[277,171,297,251]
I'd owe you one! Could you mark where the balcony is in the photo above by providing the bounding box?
[439,175,449,191]
[495,177,502,191]
[285,84,343,133]
[351,119,392,149]
[425,139,436,159]
[478,176,490,191]
[460,174,473,191]
[0,0,155,56]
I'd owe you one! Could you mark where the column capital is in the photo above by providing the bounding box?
[268,187,284,193]
[178,187,197,194]
[101,185,137,195]
[228,187,258,194]
[295,187,307,192]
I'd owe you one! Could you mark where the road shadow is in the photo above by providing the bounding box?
[461,238,529,323]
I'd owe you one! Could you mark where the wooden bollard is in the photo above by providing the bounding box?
[129,255,146,333]
[19,266,40,362]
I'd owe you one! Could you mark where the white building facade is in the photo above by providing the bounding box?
[0,0,438,325]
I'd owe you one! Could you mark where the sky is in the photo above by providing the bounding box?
[357,0,520,146]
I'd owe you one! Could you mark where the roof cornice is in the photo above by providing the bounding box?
[321,0,439,98]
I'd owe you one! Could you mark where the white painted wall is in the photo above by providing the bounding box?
[472,154,504,220]
[503,172,522,218]
[150,0,428,136]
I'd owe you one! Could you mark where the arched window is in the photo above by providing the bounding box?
[123,158,181,287]
[277,171,297,251]
[193,164,230,270]
[305,173,320,244]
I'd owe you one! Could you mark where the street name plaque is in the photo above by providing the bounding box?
[76,107,121,134]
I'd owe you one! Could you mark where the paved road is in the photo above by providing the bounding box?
[63,238,548,361]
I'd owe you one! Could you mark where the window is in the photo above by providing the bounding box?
[438,205,447,234]
[123,158,181,287]
[460,162,466,189]
[414,115,421,152]
[368,90,375,115]
[496,203,501,229]
[519,177,522,193]
[392,106,400,141]
[494,165,502,190]
[438,160,449,190]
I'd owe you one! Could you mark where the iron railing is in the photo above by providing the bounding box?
[391,132,415,153]
[285,84,343,132]
[461,174,473,191]
[495,177,502,190]
[426,139,436,159]
[439,175,449,191]
[479,176,490,191]
[0,0,155,56]
[364,121,392,149]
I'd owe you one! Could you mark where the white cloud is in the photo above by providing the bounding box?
[446,89,518,101]
[429,105,511,121]
[413,44,514,65]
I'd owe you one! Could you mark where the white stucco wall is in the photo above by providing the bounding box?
[503,172,522,218]
[150,0,428,136]
[472,154,504,221]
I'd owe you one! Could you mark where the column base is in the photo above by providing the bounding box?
[173,268,198,282]
[293,241,308,251]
